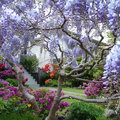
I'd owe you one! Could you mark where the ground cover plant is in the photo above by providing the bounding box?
[0,0,120,120]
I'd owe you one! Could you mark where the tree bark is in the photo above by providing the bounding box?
[46,76,63,120]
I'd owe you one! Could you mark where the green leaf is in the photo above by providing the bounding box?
[0,56,2,61]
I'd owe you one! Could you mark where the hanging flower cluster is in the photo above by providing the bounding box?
[103,41,120,95]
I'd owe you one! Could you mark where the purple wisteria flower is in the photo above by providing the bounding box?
[103,41,120,95]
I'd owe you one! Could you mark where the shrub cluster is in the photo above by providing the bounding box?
[83,79,104,97]
[21,55,39,73]
[0,81,69,118]
[66,102,107,120]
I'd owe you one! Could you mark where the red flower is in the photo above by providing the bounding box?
[20,67,23,70]
[42,64,50,72]
[22,81,26,85]
[2,64,6,67]
[26,78,29,81]
[0,64,6,69]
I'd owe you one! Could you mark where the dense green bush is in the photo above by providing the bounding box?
[21,55,39,73]
[66,102,108,120]
[5,78,18,86]
[0,112,42,120]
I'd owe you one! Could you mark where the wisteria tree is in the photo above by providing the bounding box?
[0,0,120,120]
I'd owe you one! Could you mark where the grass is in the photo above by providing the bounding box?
[53,87,85,94]
[62,87,84,94]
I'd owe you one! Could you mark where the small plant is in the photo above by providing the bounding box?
[21,55,39,73]
[66,102,107,120]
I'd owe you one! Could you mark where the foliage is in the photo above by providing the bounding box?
[0,98,28,114]
[21,55,39,73]
[88,67,103,80]
[0,56,2,61]
[0,81,69,117]
[0,112,42,120]
[39,71,50,86]
[66,102,107,120]
[45,79,58,87]
[5,78,18,87]
[65,66,103,87]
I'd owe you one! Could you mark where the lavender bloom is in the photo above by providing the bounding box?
[103,81,109,86]
[103,41,120,94]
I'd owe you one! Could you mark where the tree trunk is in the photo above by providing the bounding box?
[46,76,63,120]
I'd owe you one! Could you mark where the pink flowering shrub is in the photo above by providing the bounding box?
[0,68,17,80]
[0,81,69,115]
[0,64,29,85]
[83,79,104,97]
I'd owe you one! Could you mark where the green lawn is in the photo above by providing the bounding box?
[61,87,86,104]
[62,87,84,94]
[53,87,85,94]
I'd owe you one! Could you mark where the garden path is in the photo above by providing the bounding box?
[22,66,85,96]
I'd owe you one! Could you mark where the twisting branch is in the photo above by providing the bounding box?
[62,28,94,58]
[97,33,104,47]
[57,44,64,67]
[60,95,120,103]
[75,78,103,83]
[44,40,60,65]
[65,62,91,76]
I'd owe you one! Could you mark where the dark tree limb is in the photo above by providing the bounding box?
[60,95,120,103]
